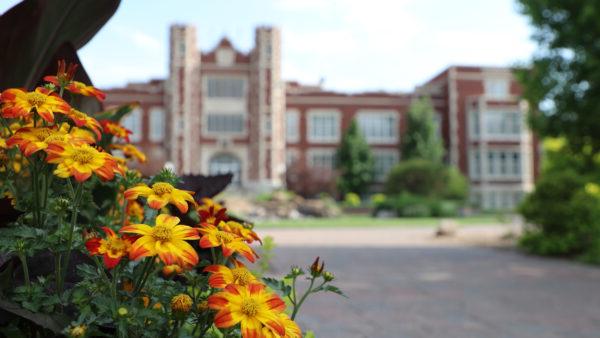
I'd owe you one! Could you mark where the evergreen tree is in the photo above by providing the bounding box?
[401,96,444,162]
[335,119,374,196]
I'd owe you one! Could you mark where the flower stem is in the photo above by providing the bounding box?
[17,252,30,288]
[291,277,316,320]
[133,258,154,296]
[58,181,84,293]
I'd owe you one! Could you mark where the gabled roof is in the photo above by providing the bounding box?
[201,36,250,63]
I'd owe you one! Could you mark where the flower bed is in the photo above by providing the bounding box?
[0,62,342,337]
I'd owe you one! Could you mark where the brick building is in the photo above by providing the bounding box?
[104,24,538,210]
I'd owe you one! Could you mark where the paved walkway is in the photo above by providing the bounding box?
[260,226,600,338]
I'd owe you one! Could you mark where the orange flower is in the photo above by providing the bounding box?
[112,144,147,163]
[7,124,94,157]
[124,182,195,213]
[65,81,106,101]
[85,227,135,269]
[43,59,78,87]
[120,214,200,266]
[45,143,121,182]
[262,314,302,338]
[208,283,286,338]
[198,223,258,263]
[162,264,184,277]
[100,120,131,142]
[219,220,261,244]
[126,200,144,223]
[1,87,70,123]
[65,109,102,139]
[197,198,228,226]
[204,262,258,288]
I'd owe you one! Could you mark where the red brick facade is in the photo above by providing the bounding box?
[103,25,539,209]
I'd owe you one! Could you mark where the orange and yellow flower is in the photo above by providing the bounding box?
[100,120,132,142]
[65,108,102,139]
[126,200,144,223]
[1,87,70,123]
[112,144,146,163]
[197,198,228,226]
[120,214,200,266]
[7,124,94,157]
[65,81,106,101]
[208,283,286,338]
[198,224,258,263]
[45,143,121,182]
[219,220,261,244]
[204,262,258,288]
[262,314,302,338]
[43,59,78,87]
[85,226,135,269]
[124,182,195,213]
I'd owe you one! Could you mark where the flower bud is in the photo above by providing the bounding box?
[310,257,325,277]
[291,266,302,276]
[69,324,87,338]
[323,271,335,282]
[117,307,128,316]
[196,300,209,312]
[171,294,193,315]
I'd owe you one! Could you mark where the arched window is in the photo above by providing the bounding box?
[209,153,241,185]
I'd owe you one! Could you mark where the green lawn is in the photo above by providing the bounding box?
[255,214,510,228]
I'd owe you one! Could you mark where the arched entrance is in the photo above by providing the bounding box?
[209,153,242,185]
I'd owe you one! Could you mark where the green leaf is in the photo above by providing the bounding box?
[0,298,69,334]
[319,285,348,298]
[0,0,121,90]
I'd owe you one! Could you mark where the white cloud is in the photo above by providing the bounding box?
[113,26,163,51]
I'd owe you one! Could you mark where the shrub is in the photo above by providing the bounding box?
[343,192,361,207]
[518,140,600,263]
[286,165,337,198]
[370,193,386,206]
[520,169,600,261]
[373,192,461,218]
[384,159,468,201]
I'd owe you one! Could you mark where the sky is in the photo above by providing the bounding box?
[1,0,537,93]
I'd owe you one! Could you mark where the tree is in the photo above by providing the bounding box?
[517,1,600,263]
[401,96,444,163]
[517,1,600,161]
[335,119,374,196]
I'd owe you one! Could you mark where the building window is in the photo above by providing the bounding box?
[482,189,524,210]
[484,111,521,136]
[286,149,299,166]
[486,150,522,177]
[308,149,336,169]
[149,107,165,142]
[485,78,509,98]
[206,113,245,133]
[512,152,521,175]
[122,107,142,143]
[286,110,299,143]
[469,111,480,137]
[307,110,340,143]
[356,111,397,143]
[373,152,398,182]
[207,77,245,98]
[209,153,242,184]
[469,150,481,178]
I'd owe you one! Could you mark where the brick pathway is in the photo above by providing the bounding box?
[260,226,600,338]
